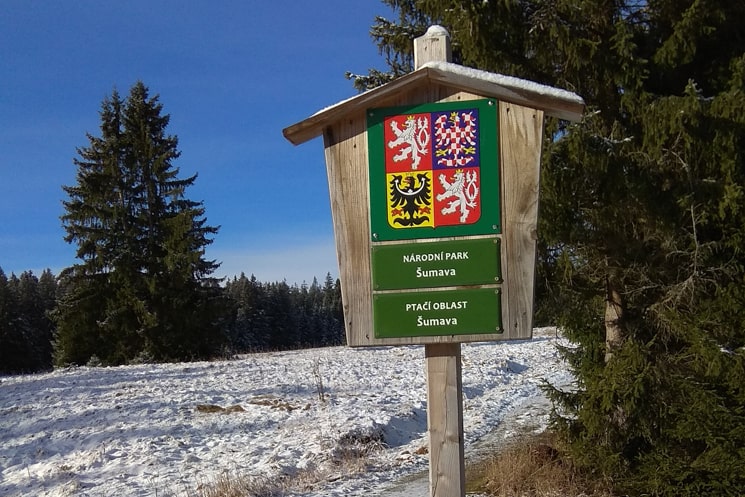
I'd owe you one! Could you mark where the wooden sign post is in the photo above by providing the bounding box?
[283,26,583,497]
[417,28,466,497]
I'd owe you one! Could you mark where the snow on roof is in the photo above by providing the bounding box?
[421,61,585,106]
[284,61,584,145]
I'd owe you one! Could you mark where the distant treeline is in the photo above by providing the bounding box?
[223,272,344,353]
[0,267,344,375]
[0,269,57,373]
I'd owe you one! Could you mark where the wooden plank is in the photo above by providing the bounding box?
[284,71,432,145]
[499,101,544,339]
[283,69,583,146]
[427,65,584,122]
[425,343,466,497]
[322,113,373,346]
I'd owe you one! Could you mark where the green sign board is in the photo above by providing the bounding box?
[373,287,502,338]
[367,99,504,340]
[371,237,501,290]
[367,98,500,241]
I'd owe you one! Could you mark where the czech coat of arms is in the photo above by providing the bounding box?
[368,99,499,241]
[384,109,481,229]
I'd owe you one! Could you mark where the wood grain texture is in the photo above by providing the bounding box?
[425,343,466,497]
[414,26,452,70]
[283,68,582,145]
[499,102,544,339]
[322,114,373,347]
[426,66,584,122]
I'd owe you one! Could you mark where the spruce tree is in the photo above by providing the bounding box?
[360,1,745,494]
[0,268,21,373]
[57,82,222,365]
[223,273,344,352]
[16,271,54,371]
[0,269,55,373]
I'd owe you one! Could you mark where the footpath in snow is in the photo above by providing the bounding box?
[0,327,571,497]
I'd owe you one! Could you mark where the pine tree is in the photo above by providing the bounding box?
[57,82,223,365]
[361,1,745,494]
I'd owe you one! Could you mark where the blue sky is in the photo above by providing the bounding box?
[0,1,395,284]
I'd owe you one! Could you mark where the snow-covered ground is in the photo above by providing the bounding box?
[0,328,572,497]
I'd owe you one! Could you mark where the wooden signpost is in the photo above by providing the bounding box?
[284,25,583,497]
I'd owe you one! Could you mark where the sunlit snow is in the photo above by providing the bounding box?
[0,328,572,497]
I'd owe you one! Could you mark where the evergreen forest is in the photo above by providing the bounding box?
[349,0,745,495]
[1,81,343,373]
[2,1,744,494]
[0,267,343,373]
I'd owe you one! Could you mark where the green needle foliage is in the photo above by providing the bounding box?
[56,82,223,365]
[0,268,56,373]
[357,1,745,494]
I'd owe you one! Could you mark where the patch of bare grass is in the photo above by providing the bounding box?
[189,427,383,497]
[191,474,285,497]
[247,395,305,412]
[195,404,245,414]
[468,431,613,497]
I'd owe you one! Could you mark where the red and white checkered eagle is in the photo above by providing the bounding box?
[434,111,477,168]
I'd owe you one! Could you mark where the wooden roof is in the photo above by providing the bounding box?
[283,61,585,146]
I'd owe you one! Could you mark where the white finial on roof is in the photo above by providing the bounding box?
[414,25,452,69]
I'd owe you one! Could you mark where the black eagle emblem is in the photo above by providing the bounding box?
[389,173,431,226]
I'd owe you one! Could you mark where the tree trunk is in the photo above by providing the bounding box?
[604,277,624,362]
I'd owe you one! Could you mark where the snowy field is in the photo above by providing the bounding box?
[0,328,572,497]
